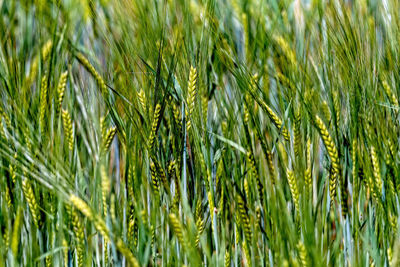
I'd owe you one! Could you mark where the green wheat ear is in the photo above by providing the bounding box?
[201,94,208,125]
[3,1,400,266]
[315,115,339,201]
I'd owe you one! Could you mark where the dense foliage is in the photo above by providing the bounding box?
[0,0,400,266]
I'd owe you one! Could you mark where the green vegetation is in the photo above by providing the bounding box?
[1,0,400,266]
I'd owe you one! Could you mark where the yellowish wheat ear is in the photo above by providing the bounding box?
[10,159,17,184]
[22,178,41,228]
[57,71,68,113]
[69,195,93,222]
[225,249,231,267]
[304,138,312,199]
[0,118,6,140]
[150,161,160,198]
[75,52,108,97]
[266,150,276,185]
[0,107,11,131]
[382,80,398,108]
[5,185,12,208]
[102,126,116,154]
[72,211,84,267]
[69,194,111,242]
[242,240,251,266]
[236,194,251,246]
[370,146,382,195]
[195,217,205,246]
[169,213,186,246]
[39,74,48,133]
[154,158,169,191]
[321,100,331,122]
[137,88,146,111]
[274,34,296,65]
[262,102,290,141]
[208,191,215,233]
[62,109,74,151]
[148,103,162,149]
[244,177,250,202]
[27,40,52,87]
[115,238,140,267]
[297,241,309,267]
[333,91,340,129]
[172,101,182,129]
[242,13,249,58]
[186,65,197,131]
[247,151,263,202]
[11,207,23,257]
[101,165,110,217]
[63,239,69,267]
[243,104,250,124]
[287,169,300,213]
[293,108,301,156]
[100,116,107,141]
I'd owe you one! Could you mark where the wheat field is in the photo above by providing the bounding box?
[0,0,400,266]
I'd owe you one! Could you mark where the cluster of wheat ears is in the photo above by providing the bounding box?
[1,0,400,266]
